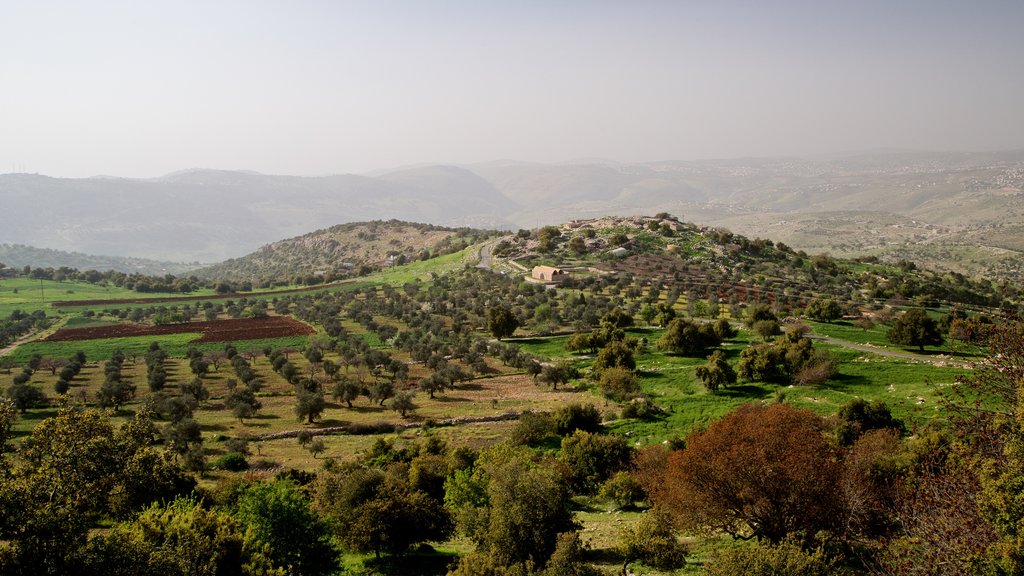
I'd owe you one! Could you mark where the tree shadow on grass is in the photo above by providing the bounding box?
[823,371,872,393]
[716,384,773,400]
[585,546,626,566]
[316,418,350,427]
[637,369,665,380]
[361,549,458,576]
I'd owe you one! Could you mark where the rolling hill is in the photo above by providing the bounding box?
[3,150,1022,279]
[0,244,198,276]
[192,220,499,282]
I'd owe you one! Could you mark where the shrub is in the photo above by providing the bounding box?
[619,507,687,571]
[599,471,644,509]
[214,452,249,471]
[656,318,721,356]
[621,396,661,420]
[703,539,846,576]
[713,318,737,339]
[559,430,632,493]
[694,350,737,392]
[592,340,636,372]
[511,411,555,445]
[553,403,601,436]
[599,367,641,401]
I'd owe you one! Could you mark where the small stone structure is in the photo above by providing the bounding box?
[531,265,569,283]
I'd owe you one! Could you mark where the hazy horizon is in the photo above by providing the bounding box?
[3,0,1024,179]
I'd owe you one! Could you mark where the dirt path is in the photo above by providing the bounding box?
[0,316,68,357]
[808,334,967,367]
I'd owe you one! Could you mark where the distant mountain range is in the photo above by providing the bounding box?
[0,244,197,276]
[2,149,1022,278]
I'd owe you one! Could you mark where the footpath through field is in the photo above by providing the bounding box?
[0,316,68,357]
[808,334,968,367]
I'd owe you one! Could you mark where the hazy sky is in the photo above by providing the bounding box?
[2,0,1023,178]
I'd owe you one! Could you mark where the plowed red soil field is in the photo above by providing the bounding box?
[43,316,314,343]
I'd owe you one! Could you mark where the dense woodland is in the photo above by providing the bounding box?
[1,215,1023,575]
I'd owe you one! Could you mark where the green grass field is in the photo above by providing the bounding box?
[0,277,167,316]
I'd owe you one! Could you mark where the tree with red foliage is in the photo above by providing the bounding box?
[655,403,843,544]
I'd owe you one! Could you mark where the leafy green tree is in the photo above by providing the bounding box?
[97,377,136,412]
[753,319,781,342]
[568,236,587,255]
[165,417,203,455]
[619,507,687,572]
[82,496,283,576]
[189,356,210,378]
[419,372,449,399]
[694,350,737,392]
[234,480,338,576]
[539,361,579,390]
[308,438,326,459]
[148,365,167,392]
[0,397,15,450]
[565,331,600,354]
[537,226,562,251]
[559,430,632,494]
[487,305,520,340]
[6,381,46,413]
[541,531,603,576]
[656,318,721,356]
[835,398,904,445]
[887,308,944,351]
[390,391,416,417]
[511,411,556,446]
[653,303,676,327]
[331,377,362,408]
[0,408,194,574]
[599,471,644,510]
[225,387,262,424]
[639,304,657,325]
[712,318,737,339]
[703,539,844,576]
[737,343,789,383]
[295,389,326,424]
[446,446,577,566]
[553,403,601,436]
[598,367,641,401]
[179,377,209,406]
[743,304,777,328]
[601,307,634,329]
[804,298,844,323]
[592,340,636,372]
[315,466,452,558]
[368,380,394,406]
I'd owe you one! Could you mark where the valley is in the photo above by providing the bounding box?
[1,214,1017,574]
